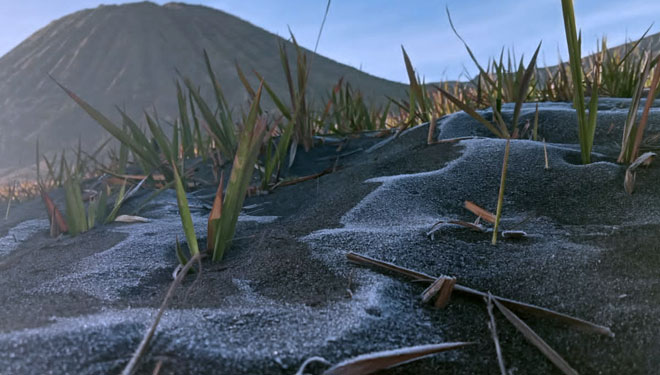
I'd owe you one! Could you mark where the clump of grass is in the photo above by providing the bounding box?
[561,0,601,164]
[255,28,332,189]
[596,27,652,98]
[322,78,392,135]
[540,57,574,102]
[260,119,295,190]
[433,9,542,244]
[211,84,271,261]
[174,81,271,264]
[34,137,136,237]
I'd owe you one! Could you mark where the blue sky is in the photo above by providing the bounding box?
[0,1,658,83]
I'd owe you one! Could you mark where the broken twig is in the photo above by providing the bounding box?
[346,252,613,337]
[465,201,496,224]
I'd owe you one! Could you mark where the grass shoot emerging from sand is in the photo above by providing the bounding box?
[561,0,601,164]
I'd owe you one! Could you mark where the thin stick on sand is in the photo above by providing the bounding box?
[346,252,613,337]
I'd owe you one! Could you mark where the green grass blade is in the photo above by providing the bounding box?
[50,76,157,167]
[512,42,542,130]
[446,6,495,88]
[172,161,199,257]
[235,61,256,99]
[435,85,504,138]
[63,175,88,236]
[144,112,173,163]
[263,120,295,189]
[492,139,511,245]
[254,70,292,119]
[176,81,195,158]
[105,179,126,223]
[185,78,236,160]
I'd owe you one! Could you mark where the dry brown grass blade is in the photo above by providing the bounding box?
[322,342,473,375]
[430,136,477,144]
[40,188,68,236]
[151,360,163,375]
[427,111,437,145]
[543,139,550,170]
[630,56,660,161]
[465,201,496,224]
[207,171,224,251]
[346,252,614,337]
[492,298,579,375]
[624,152,656,194]
[104,173,166,182]
[4,181,17,220]
[486,294,507,375]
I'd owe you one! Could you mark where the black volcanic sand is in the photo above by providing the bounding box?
[1,100,660,374]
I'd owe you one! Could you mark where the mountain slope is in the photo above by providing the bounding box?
[0,1,406,170]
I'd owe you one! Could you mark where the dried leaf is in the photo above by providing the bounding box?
[427,111,437,145]
[628,152,656,171]
[492,298,579,375]
[465,201,496,224]
[624,170,635,195]
[623,152,654,195]
[40,188,68,236]
[323,342,473,375]
[114,215,150,223]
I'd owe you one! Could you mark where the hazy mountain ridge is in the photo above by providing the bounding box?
[1,1,657,172]
[0,1,406,170]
